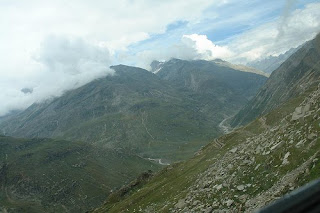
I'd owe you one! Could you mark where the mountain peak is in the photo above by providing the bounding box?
[110,64,150,74]
[212,58,226,63]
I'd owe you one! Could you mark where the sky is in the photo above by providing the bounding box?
[0,0,320,116]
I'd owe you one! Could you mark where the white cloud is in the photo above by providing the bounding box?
[35,35,111,75]
[182,34,234,60]
[0,36,114,116]
[226,2,320,63]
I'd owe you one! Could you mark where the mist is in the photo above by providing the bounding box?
[276,0,297,40]
[0,36,113,116]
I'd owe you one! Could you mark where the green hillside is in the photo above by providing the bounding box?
[0,136,160,213]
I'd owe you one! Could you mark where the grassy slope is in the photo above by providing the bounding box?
[94,84,320,212]
[0,136,161,213]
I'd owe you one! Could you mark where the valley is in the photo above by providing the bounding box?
[0,6,319,212]
[0,60,267,163]
[94,34,320,212]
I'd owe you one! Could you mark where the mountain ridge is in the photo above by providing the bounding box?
[231,33,320,127]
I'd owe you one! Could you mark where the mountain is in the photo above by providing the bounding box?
[0,62,267,162]
[231,34,320,127]
[247,46,299,74]
[0,110,20,124]
[0,135,159,213]
[94,61,320,213]
[152,58,268,77]
[153,58,267,121]
[152,59,267,98]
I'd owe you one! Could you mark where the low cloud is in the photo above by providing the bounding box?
[0,36,113,116]
[36,35,112,75]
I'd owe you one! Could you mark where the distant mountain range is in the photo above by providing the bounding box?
[247,46,299,74]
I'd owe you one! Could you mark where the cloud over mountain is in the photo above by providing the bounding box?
[0,36,113,116]
[0,0,319,116]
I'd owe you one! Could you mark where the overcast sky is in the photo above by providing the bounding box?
[0,0,320,116]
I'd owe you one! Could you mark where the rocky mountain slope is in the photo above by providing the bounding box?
[94,77,320,213]
[231,34,320,127]
[0,62,267,162]
[0,136,159,213]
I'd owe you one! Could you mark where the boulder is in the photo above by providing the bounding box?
[225,199,234,207]
[282,152,290,165]
[230,148,238,153]
[237,185,245,191]
[308,133,317,140]
[175,199,187,209]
